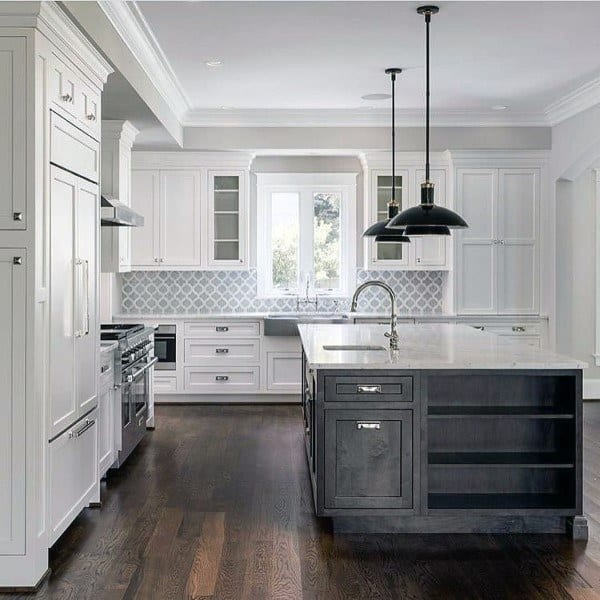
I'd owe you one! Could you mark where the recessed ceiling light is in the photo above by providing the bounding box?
[362,93,392,101]
[220,106,231,110]
[492,104,508,111]
[205,59,223,68]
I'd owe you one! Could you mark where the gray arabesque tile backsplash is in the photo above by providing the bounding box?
[121,269,444,314]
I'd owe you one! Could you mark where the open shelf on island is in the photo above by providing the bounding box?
[428,492,576,511]
[428,451,574,468]
[428,406,574,418]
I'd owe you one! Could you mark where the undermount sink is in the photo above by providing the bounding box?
[322,344,387,352]
[264,312,349,336]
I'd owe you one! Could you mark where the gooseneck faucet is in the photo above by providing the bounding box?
[350,281,399,350]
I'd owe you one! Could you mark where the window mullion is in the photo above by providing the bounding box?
[299,189,314,280]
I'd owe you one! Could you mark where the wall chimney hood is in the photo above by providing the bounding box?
[100,196,144,227]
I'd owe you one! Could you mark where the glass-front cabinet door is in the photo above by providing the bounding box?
[208,171,247,268]
[367,169,410,268]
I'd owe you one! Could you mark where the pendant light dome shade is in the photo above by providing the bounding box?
[387,6,468,236]
[362,68,410,244]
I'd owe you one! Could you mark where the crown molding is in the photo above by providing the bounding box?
[132,151,255,170]
[102,120,140,148]
[182,107,548,128]
[97,0,190,119]
[545,75,600,126]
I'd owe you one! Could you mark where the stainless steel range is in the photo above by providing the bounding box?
[100,324,157,467]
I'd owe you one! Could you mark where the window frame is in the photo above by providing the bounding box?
[256,172,357,299]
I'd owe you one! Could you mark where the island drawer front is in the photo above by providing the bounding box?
[324,376,413,402]
[184,338,260,365]
[184,321,260,338]
[184,366,260,393]
[324,409,413,509]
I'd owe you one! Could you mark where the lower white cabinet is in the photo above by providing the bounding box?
[184,367,260,393]
[154,373,178,394]
[49,408,99,546]
[97,387,115,478]
[184,338,260,365]
[267,352,302,392]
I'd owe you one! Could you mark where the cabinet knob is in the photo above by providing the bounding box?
[159,258,164,263]
[61,93,73,103]
[512,326,526,333]
[13,212,23,221]
[86,113,96,121]
[215,375,229,382]
[13,256,22,265]
[154,258,159,263]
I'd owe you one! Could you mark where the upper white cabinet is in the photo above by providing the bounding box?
[101,121,139,273]
[130,153,252,270]
[362,153,452,270]
[455,167,540,315]
[208,171,248,267]
[0,38,26,230]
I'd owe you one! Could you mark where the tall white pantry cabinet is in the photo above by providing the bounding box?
[0,3,111,589]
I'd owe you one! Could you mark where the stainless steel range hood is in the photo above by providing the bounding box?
[100,196,144,227]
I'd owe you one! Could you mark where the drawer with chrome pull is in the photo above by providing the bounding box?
[324,375,413,402]
[184,338,260,365]
[183,320,260,338]
[184,366,259,393]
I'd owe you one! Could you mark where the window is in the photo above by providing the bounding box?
[257,173,357,298]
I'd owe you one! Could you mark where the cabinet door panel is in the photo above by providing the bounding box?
[75,179,98,416]
[414,168,447,267]
[457,169,496,241]
[131,170,160,266]
[325,409,413,509]
[500,169,537,240]
[0,250,25,554]
[49,167,77,438]
[459,243,497,313]
[267,352,302,392]
[160,170,201,266]
[0,38,26,230]
[498,243,537,314]
[98,388,115,478]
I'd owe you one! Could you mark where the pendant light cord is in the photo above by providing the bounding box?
[391,70,396,203]
[425,10,430,182]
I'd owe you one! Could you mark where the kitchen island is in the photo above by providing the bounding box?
[299,323,587,538]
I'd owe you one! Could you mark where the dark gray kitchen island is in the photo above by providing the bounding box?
[299,323,587,538]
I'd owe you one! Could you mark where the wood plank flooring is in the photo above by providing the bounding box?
[10,402,600,599]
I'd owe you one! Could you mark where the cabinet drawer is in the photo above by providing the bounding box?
[184,338,260,365]
[49,54,79,121]
[77,81,100,139]
[49,409,98,545]
[50,112,100,183]
[184,367,259,393]
[470,323,541,335]
[184,320,259,338]
[99,352,114,392]
[325,409,413,509]
[154,373,178,394]
[324,375,413,402]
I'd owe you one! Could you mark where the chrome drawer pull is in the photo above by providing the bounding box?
[101,364,110,373]
[512,326,526,333]
[215,375,229,381]
[473,326,485,331]
[216,326,229,332]
[216,348,229,354]
[75,419,95,437]
[357,384,381,394]
[357,422,381,430]
[13,256,22,265]
[13,212,23,221]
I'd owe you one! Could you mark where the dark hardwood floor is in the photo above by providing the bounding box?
[10,403,600,599]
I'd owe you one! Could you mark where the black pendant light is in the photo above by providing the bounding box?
[362,68,410,244]
[387,5,468,235]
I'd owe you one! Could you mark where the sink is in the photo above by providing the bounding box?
[264,312,349,336]
[322,344,387,351]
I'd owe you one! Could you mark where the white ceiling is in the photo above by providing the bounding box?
[134,1,600,125]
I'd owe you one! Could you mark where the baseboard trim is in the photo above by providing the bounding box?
[156,393,301,404]
[584,377,600,399]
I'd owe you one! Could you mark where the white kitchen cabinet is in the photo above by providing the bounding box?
[49,165,98,440]
[131,170,160,267]
[130,169,201,268]
[0,250,26,555]
[101,121,139,272]
[0,38,26,230]
[208,171,248,267]
[267,352,302,392]
[98,350,116,478]
[160,170,202,267]
[363,158,452,270]
[455,168,539,315]
[49,409,99,546]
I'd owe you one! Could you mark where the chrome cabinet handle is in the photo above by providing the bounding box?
[357,384,381,394]
[473,326,485,331]
[216,348,229,354]
[13,212,23,221]
[75,419,95,437]
[101,364,110,373]
[512,326,526,333]
[216,326,229,332]
[357,422,381,430]
[215,375,229,381]
[138,415,145,427]
[13,256,22,265]
[130,356,159,380]
[154,258,159,263]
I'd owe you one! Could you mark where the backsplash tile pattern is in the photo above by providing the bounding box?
[121,269,444,314]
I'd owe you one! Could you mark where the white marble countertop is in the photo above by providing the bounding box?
[111,312,547,322]
[298,323,585,370]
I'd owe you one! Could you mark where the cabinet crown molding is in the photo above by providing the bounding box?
[359,151,451,170]
[102,121,140,148]
[449,149,550,167]
[132,151,254,170]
